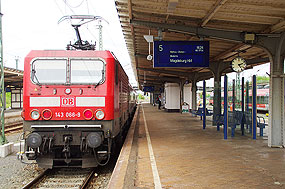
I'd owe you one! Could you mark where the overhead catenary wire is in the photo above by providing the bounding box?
[86,27,98,43]
[54,0,65,16]
[64,0,85,8]
[104,24,132,66]
[62,0,76,14]
[86,0,89,14]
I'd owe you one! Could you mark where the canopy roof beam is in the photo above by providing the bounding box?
[130,19,281,49]
[137,67,191,77]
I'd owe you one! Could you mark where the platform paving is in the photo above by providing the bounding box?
[124,103,285,188]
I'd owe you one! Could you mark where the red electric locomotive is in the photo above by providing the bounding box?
[22,50,136,168]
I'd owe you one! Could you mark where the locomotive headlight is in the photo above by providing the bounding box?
[42,109,52,120]
[83,109,93,120]
[30,110,40,120]
[65,88,72,95]
[27,133,42,148]
[86,132,102,148]
[95,109,105,120]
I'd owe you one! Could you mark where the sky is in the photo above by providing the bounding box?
[2,0,137,85]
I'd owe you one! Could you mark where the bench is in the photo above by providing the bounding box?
[191,108,213,120]
[244,111,252,132]
[228,111,244,137]
[214,111,267,137]
[214,111,244,136]
[244,112,267,137]
[214,114,224,131]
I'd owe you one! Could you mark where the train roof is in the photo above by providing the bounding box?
[25,50,115,59]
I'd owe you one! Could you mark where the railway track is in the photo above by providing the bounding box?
[5,121,23,133]
[4,111,23,133]
[22,168,96,189]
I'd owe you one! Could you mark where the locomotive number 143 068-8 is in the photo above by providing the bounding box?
[55,112,81,118]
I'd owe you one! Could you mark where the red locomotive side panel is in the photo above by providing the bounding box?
[113,60,130,122]
[22,50,116,121]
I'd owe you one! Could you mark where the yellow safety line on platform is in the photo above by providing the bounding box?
[142,105,162,189]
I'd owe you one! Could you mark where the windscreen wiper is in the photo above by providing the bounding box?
[94,79,102,89]
[94,70,105,89]
[32,69,41,86]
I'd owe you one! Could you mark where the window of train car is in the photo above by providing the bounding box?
[31,59,67,84]
[70,59,105,84]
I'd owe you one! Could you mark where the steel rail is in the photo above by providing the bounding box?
[80,169,96,189]
[22,169,50,189]
[22,168,96,189]
[5,122,23,133]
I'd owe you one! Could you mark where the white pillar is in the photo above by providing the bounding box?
[183,83,192,105]
[268,55,285,147]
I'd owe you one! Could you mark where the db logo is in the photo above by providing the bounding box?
[61,97,75,107]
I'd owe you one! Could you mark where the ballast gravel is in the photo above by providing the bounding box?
[0,132,45,189]
[0,132,115,188]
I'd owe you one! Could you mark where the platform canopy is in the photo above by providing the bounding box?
[115,0,285,89]
[1,67,23,88]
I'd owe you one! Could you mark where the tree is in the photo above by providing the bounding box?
[256,76,269,84]
[248,76,269,85]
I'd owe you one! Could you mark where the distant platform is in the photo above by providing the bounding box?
[4,109,22,118]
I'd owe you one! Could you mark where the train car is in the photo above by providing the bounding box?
[22,50,136,168]
[209,88,269,112]
[247,88,269,111]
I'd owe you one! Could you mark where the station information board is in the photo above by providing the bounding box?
[153,41,209,68]
[143,86,154,92]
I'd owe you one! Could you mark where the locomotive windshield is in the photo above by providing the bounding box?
[31,59,67,84]
[70,59,104,84]
[31,58,105,85]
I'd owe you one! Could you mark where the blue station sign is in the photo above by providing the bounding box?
[153,41,209,68]
[143,86,154,92]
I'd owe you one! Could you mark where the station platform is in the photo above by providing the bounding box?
[108,103,285,188]
[4,109,22,118]
[3,109,22,126]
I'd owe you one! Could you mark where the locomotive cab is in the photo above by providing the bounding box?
[22,50,133,168]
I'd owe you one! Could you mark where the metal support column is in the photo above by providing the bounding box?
[246,81,249,112]
[0,0,6,145]
[203,80,206,129]
[236,73,241,109]
[241,77,245,135]
[15,56,19,70]
[268,33,285,147]
[3,86,5,110]
[20,88,22,108]
[224,75,228,140]
[191,81,197,112]
[232,79,235,111]
[98,20,103,50]
[213,72,221,127]
[180,81,184,113]
[252,75,257,139]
